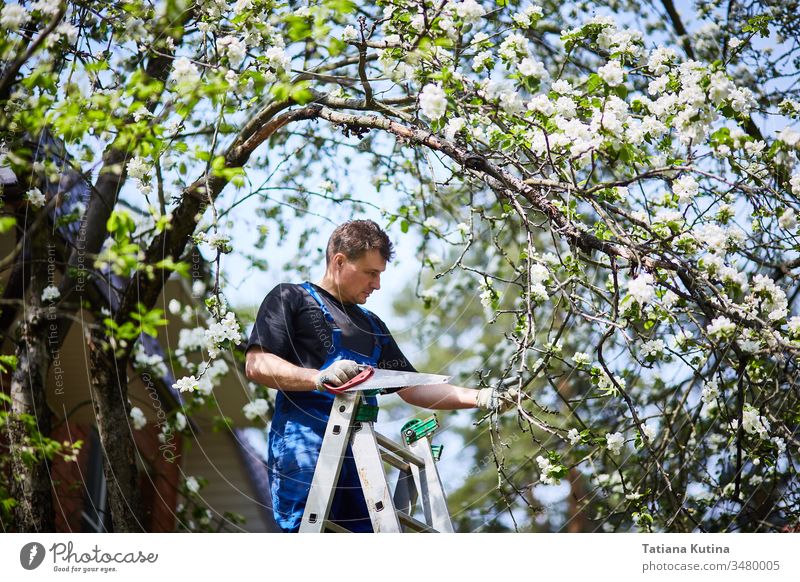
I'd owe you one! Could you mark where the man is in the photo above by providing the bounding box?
[245,219,514,532]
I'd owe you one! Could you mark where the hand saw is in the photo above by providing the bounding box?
[323,366,451,394]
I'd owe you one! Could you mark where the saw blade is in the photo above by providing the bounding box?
[343,368,451,392]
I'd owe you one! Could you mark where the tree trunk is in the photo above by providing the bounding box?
[86,327,144,532]
[8,219,54,532]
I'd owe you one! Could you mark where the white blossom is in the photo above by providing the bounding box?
[498,32,529,60]
[571,352,591,366]
[627,273,655,305]
[342,25,357,41]
[130,406,147,430]
[178,327,206,353]
[408,12,426,33]
[185,476,200,494]
[647,46,676,75]
[554,96,577,118]
[778,208,797,230]
[673,175,699,203]
[606,432,625,455]
[701,379,719,405]
[536,455,562,485]
[512,5,543,28]
[25,187,46,207]
[518,58,548,80]
[551,80,574,94]
[243,398,269,420]
[790,174,800,197]
[193,358,228,396]
[30,0,59,16]
[787,315,800,338]
[205,311,243,358]
[751,274,788,321]
[171,57,200,86]
[419,83,447,120]
[598,60,624,86]
[640,338,665,359]
[777,127,800,148]
[233,0,252,14]
[694,224,728,252]
[266,46,291,74]
[742,404,770,439]
[455,0,485,24]
[707,316,736,339]
[55,22,78,44]
[41,285,60,302]
[530,282,549,303]
[133,342,168,378]
[126,156,150,181]
[174,411,187,431]
[567,428,581,445]
[217,36,247,68]
[1,4,29,30]
[527,94,554,116]
[444,117,466,140]
[529,263,550,286]
[478,279,495,309]
[597,371,625,395]
[173,375,199,393]
[472,50,492,72]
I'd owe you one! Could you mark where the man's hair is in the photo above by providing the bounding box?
[326,219,395,264]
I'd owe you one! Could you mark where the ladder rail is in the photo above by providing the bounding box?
[350,421,403,532]
[299,396,358,533]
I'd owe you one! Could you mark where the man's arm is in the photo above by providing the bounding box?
[245,347,317,391]
[397,383,480,410]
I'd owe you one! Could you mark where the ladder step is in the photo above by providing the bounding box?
[380,450,411,472]
[323,515,436,533]
[375,432,425,467]
[397,511,437,533]
[322,520,352,533]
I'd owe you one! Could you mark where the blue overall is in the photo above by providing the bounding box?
[267,282,386,532]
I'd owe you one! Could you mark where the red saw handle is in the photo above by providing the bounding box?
[324,366,375,393]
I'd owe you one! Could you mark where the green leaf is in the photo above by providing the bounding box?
[0,355,18,374]
[285,15,312,41]
[290,80,314,104]
[106,210,135,239]
[324,0,357,13]
[585,73,602,93]
[0,216,16,234]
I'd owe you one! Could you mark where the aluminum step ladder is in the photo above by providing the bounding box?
[299,392,454,533]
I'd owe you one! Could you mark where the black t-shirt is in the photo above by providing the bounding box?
[246,282,417,376]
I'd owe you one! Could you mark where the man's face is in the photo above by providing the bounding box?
[331,249,386,304]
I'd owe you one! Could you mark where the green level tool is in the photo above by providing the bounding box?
[402,415,439,443]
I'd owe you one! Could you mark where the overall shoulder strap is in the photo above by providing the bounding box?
[357,306,390,346]
[300,282,337,326]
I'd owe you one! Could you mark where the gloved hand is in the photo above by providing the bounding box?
[476,387,518,414]
[314,360,361,393]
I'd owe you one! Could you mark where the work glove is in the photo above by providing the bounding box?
[476,386,519,414]
[314,360,361,393]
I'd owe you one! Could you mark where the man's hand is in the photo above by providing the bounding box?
[476,387,518,414]
[314,360,361,392]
